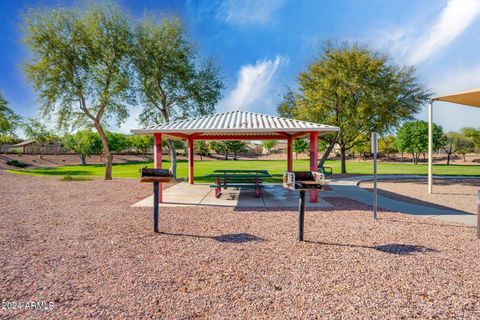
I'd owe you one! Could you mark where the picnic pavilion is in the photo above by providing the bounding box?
[132,110,340,203]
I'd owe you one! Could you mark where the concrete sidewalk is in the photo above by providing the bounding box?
[328,175,478,227]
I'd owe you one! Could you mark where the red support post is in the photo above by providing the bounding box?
[188,137,194,184]
[153,133,163,203]
[287,137,293,172]
[309,131,319,203]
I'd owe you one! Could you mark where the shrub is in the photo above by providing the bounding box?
[7,147,23,154]
[6,160,29,168]
[60,175,93,181]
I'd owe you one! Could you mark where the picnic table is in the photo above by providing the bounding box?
[204,169,272,198]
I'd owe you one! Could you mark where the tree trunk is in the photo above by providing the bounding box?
[318,142,335,168]
[94,122,113,180]
[224,152,228,160]
[167,139,177,178]
[340,145,347,174]
[463,154,466,162]
[80,154,87,165]
[400,152,403,163]
[446,153,451,165]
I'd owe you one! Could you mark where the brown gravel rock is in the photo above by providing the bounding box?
[1,171,480,319]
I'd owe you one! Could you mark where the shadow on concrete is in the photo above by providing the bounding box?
[304,240,438,255]
[361,187,471,214]
[160,231,265,243]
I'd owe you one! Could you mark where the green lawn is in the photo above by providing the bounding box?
[7,159,480,181]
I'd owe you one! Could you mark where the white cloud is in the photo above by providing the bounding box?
[370,0,480,65]
[408,0,480,65]
[432,63,480,95]
[217,56,285,111]
[217,0,286,26]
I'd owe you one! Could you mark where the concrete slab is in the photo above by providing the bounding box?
[132,182,332,209]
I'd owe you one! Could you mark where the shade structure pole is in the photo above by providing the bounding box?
[309,131,319,203]
[287,136,293,172]
[188,136,194,184]
[428,101,433,194]
[153,133,163,203]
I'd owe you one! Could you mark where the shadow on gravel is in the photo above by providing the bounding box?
[374,244,438,255]
[214,233,263,243]
[305,240,438,255]
[161,232,265,243]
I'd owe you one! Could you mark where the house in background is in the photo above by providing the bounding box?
[246,143,262,156]
[262,141,288,154]
[11,139,67,155]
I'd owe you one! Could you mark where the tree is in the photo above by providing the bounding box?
[132,16,224,177]
[106,132,130,154]
[209,141,228,160]
[0,135,21,146]
[22,118,55,158]
[129,135,153,159]
[261,140,277,155]
[292,43,431,173]
[194,140,209,160]
[277,88,297,118]
[378,135,397,160]
[395,120,445,164]
[63,130,102,165]
[0,93,21,135]
[442,132,474,164]
[352,139,371,161]
[461,127,480,152]
[293,139,309,159]
[23,5,135,180]
[225,141,247,160]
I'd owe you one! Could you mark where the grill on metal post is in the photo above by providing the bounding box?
[283,171,326,241]
[140,168,173,232]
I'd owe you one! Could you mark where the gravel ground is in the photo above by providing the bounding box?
[1,171,480,319]
[360,178,480,214]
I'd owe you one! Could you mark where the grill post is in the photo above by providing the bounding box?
[298,190,306,241]
[153,181,159,233]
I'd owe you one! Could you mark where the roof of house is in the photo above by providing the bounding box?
[12,140,36,147]
[131,111,339,140]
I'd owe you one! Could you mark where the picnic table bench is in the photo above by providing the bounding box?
[204,169,272,198]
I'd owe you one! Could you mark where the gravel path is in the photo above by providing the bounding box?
[1,171,480,319]
[360,178,480,214]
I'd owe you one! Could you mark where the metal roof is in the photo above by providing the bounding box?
[131,111,339,139]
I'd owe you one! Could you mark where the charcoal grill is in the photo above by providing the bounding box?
[140,167,173,232]
[283,171,326,241]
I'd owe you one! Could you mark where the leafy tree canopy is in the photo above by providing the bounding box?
[0,93,21,135]
[22,4,135,179]
[261,140,277,154]
[63,130,102,164]
[287,42,431,173]
[133,16,224,176]
[395,120,445,164]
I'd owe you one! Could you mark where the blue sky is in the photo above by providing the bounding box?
[1,0,480,136]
